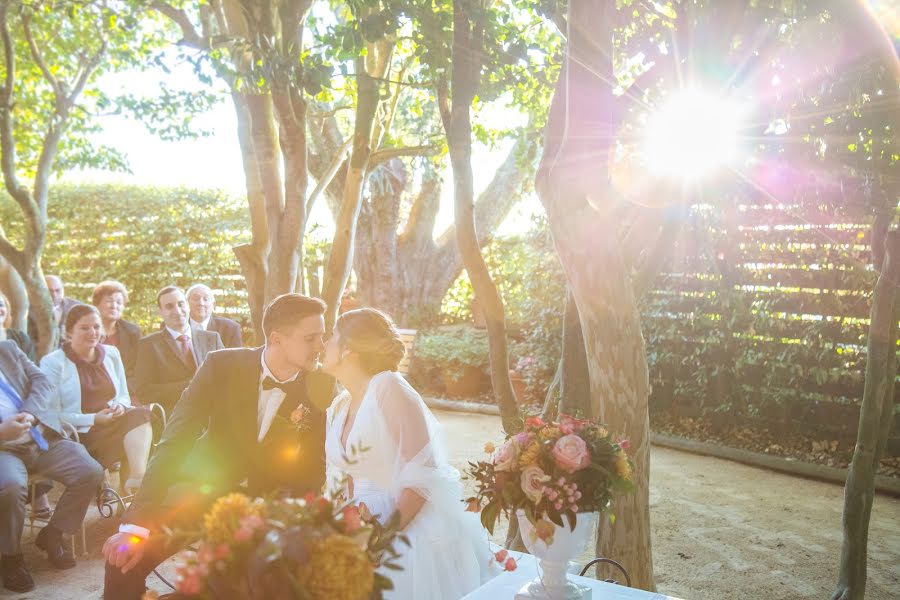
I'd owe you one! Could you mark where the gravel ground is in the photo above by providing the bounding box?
[4,409,898,600]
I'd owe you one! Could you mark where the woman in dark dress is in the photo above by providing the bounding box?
[91,281,142,394]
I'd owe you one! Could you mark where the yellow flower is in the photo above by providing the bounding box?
[484,442,496,454]
[297,534,375,600]
[203,493,265,546]
[539,426,561,442]
[615,451,633,483]
[518,441,542,467]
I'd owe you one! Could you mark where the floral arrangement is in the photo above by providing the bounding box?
[467,415,634,536]
[162,491,406,600]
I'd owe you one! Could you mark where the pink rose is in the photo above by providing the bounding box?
[551,434,591,473]
[342,506,362,533]
[493,439,520,471]
[504,557,518,571]
[520,465,550,503]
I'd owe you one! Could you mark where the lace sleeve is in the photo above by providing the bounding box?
[372,372,461,504]
[324,391,351,499]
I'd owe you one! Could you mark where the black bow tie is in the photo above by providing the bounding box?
[262,376,299,394]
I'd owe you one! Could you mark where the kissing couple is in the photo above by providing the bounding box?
[102,294,494,600]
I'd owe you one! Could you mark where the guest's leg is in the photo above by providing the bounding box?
[31,439,104,536]
[122,422,152,484]
[0,452,28,556]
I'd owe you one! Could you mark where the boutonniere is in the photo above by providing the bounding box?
[283,403,312,433]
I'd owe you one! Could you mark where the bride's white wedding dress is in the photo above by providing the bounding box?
[325,371,494,599]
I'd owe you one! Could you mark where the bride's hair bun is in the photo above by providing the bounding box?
[335,308,406,375]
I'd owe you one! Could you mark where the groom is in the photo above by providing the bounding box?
[101,294,335,600]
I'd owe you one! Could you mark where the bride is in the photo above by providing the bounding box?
[322,308,494,599]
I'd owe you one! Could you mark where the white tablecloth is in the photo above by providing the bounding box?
[462,552,682,600]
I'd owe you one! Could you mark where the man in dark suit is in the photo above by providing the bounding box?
[102,294,334,600]
[133,286,223,413]
[0,341,104,592]
[186,283,243,348]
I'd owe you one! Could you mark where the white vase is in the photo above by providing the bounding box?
[515,509,598,600]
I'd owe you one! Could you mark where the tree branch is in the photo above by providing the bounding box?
[369,144,441,168]
[632,213,682,299]
[0,229,23,272]
[22,13,63,99]
[305,135,352,227]
[151,0,208,49]
[0,4,35,217]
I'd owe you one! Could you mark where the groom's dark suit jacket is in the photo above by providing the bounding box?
[124,346,335,531]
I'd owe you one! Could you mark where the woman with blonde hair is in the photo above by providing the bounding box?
[322,308,494,599]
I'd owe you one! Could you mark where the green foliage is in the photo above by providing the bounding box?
[0,1,205,177]
[0,183,251,335]
[414,327,489,381]
[442,217,566,395]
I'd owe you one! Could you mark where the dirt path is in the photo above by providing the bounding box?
[4,410,898,599]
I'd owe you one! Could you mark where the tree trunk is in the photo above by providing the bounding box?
[231,91,269,340]
[0,255,27,330]
[309,110,536,329]
[442,0,521,435]
[832,231,900,600]
[535,0,655,589]
[321,49,385,333]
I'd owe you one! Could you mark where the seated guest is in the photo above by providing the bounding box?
[40,305,152,493]
[92,281,142,392]
[0,340,104,593]
[134,286,223,413]
[0,292,35,362]
[27,275,82,350]
[1,293,50,517]
[186,283,243,348]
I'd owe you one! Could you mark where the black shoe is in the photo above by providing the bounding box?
[1,554,35,593]
[35,526,76,569]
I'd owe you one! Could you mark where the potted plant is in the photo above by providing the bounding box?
[468,415,634,599]
[413,328,489,398]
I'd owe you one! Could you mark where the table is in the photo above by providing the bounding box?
[462,552,682,600]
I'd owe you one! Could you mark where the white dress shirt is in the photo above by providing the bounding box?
[0,368,18,421]
[190,316,212,331]
[257,351,301,442]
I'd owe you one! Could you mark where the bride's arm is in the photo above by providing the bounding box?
[394,488,427,529]
[380,376,432,529]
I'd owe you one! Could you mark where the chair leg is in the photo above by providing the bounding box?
[28,483,36,535]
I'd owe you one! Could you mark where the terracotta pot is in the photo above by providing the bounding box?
[443,365,484,398]
[509,370,529,405]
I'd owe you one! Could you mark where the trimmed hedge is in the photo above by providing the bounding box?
[1,183,252,337]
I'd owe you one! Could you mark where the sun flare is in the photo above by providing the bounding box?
[642,89,744,181]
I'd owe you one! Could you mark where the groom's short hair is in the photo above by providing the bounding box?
[262,294,326,339]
